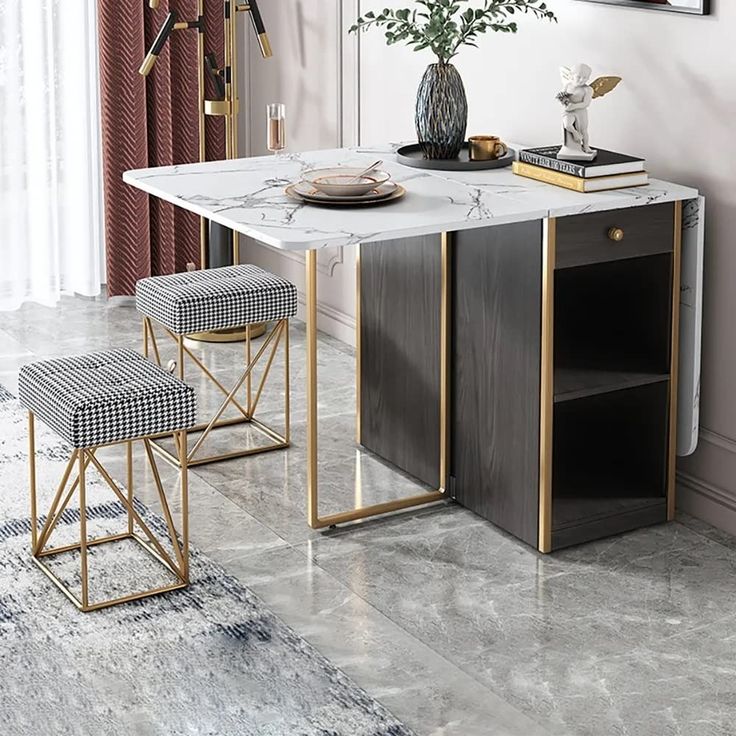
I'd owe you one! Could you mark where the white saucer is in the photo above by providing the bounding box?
[291,180,397,203]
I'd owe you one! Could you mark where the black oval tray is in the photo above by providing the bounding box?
[396,143,515,171]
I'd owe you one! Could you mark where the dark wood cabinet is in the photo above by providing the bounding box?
[451,221,542,548]
[358,201,681,552]
[555,202,674,269]
[359,235,442,489]
[547,203,677,549]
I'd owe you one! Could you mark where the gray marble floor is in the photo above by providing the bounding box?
[2,293,736,736]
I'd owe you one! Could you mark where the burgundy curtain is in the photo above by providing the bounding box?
[98,1,226,297]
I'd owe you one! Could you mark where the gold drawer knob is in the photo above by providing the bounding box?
[608,226,625,242]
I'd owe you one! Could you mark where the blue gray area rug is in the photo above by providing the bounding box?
[0,387,413,736]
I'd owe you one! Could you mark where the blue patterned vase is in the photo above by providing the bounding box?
[415,62,468,160]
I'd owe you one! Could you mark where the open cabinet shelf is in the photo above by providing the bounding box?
[550,252,674,550]
[554,368,669,403]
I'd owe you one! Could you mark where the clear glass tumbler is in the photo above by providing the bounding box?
[266,103,286,155]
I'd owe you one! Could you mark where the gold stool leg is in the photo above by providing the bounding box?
[246,324,253,415]
[284,319,290,444]
[127,440,134,535]
[28,411,37,551]
[78,450,90,611]
[144,317,162,366]
[34,449,80,555]
[179,430,189,583]
[176,334,188,459]
[33,439,189,612]
[177,334,185,381]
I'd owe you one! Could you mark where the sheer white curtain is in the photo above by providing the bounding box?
[0,1,104,310]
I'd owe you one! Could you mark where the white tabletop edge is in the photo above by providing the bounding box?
[123,147,699,252]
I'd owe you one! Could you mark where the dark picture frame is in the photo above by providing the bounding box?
[575,0,710,14]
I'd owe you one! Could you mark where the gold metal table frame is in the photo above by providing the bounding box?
[304,235,452,530]
[305,210,681,548]
[29,414,190,613]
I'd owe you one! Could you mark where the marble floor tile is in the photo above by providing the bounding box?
[95,442,289,559]
[303,508,736,735]
[219,543,554,736]
[509,616,736,736]
[92,437,551,736]
[5,294,736,736]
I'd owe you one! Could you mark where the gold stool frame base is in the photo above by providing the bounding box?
[32,533,188,613]
[28,418,190,613]
[186,322,266,343]
[143,317,290,468]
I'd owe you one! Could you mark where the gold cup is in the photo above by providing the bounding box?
[468,136,508,161]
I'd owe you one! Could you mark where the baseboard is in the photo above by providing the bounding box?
[677,470,736,536]
[699,427,736,455]
[296,292,356,347]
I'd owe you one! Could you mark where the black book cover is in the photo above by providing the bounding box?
[519,147,646,178]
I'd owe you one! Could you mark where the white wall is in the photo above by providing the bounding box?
[358,0,736,531]
[238,0,359,345]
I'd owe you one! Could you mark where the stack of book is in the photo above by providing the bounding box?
[513,147,648,193]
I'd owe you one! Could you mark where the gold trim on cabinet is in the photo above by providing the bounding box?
[439,232,451,490]
[307,234,451,529]
[667,201,683,521]
[538,218,556,554]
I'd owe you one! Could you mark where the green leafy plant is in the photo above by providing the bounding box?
[349,0,556,64]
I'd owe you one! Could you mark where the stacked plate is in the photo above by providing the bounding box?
[285,167,405,207]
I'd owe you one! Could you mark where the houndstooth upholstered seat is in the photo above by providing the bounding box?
[135,264,298,335]
[19,349,196,448]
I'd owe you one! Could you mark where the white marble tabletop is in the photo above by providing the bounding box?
[123,144,704,455]
[123,144,699,252]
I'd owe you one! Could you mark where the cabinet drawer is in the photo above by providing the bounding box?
[555,202,675,269]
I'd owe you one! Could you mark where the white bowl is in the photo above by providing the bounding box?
[302,167,391,197]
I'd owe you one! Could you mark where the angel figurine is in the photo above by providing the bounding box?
[556,64,621,161]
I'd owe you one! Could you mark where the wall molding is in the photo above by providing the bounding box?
[276,247,345,277]
[677,469,736,536]
[675,425,736,535]
[699,426,736,456]
[678,471,736,513]
[296,290,357,346]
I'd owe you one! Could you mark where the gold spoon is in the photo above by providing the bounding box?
[347,160,383,183]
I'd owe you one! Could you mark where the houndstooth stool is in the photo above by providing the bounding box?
[19,349,196,612]
[135,264,297,467]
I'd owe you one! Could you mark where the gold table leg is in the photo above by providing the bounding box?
[306,239,449,530]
